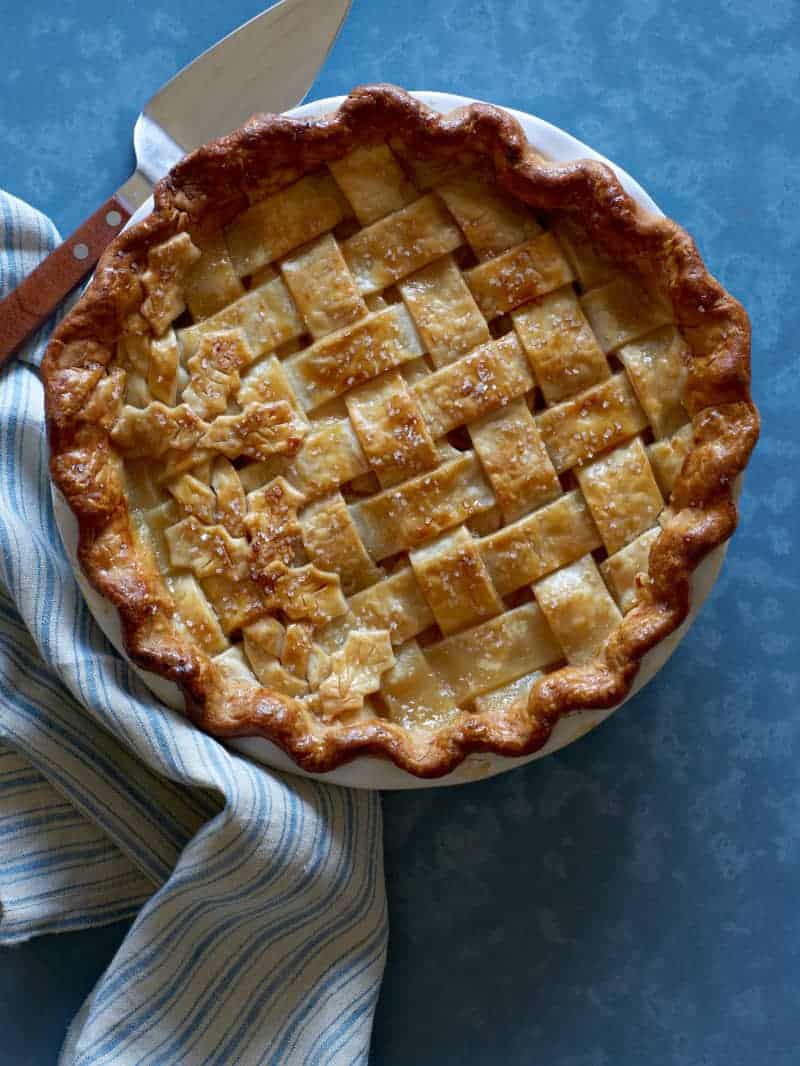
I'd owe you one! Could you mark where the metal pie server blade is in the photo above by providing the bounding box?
[126,0,353,203]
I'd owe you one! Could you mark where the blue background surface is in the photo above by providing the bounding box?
[1,0,797,1062]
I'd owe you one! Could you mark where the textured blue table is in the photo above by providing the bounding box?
[1,1,797,1063]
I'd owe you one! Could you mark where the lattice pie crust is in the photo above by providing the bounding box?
[43,86,758,776]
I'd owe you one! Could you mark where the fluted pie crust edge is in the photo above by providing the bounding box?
[42,85,759,777]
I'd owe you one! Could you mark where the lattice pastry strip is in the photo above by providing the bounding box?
[246,476,305,570]
[534,555,622,665]
[328,144,418,225]
[283,622,314,678]
[171,574,229,656]
[259,562,348,626]
[469,398,561,523]
[479,489,602,596]
[341,193,464,294]
[138,500,180,575]
[536,372,649,473]
[211,458,247,536]
[349,450,495,560]
[473,669,543,716]
[117,317,154,408]
[398,255,490,367]
[201,573,269,636]
[111,402,203,458]
[178,275,304,362]
[576,437,664,554]
[617,325,689,439]
[398,355,432,387]
[212,646,260,688]
[511,284,611,404]
[155,446,216,485]
[116,314,151,376]
[147,330,180,406]
[344,371,439,487]
[409,526,503,635]
[465,505,503,538]
[399,155,460,193]
[549,215,615,292]
[280,233,367,339]
[465,231,574,319]
[123,375,150,410]
[318,566,434,651]
[224,170,351,277]
[244,630,307,696]
[299,493,383,596]
[581,275,672,353]
[278,417,369,499]
[198,401,307,461]
[84,368,126,429]
[423,601,562,705]
[381,640,462,728]
[412,332,534,438]
[124,460,162,512]
[306,395,351,427]
[600,526,661,613]
[183,230,245,320]
[437,176,542,260]
[312,630,395,720]
[166,472,217,524]
[284,303,424,410]
[167,460,245,533]
[165,516,250,580]
[237,353,310,418]
[647,423,693,497]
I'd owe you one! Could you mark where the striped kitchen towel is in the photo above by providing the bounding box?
[0,189,387,1065]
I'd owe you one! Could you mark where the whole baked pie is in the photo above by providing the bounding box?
[43,85,758,776]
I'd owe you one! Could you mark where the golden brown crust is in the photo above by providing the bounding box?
[42,85,759,778]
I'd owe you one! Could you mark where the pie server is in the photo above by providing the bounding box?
[0,0,351,364]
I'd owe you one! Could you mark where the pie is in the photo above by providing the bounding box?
[42,86,759,777]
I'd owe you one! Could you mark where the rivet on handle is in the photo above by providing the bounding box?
[0,192,132,365]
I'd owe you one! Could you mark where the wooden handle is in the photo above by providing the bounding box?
[0,194,131,365]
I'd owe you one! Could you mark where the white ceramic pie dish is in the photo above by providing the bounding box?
[53,90,728,789]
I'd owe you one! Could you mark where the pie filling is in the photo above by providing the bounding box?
[104,141,694,732]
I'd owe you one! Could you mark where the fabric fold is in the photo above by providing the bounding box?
[0,739,155,944]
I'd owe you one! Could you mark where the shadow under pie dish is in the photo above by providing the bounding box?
[43,85,759,779]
